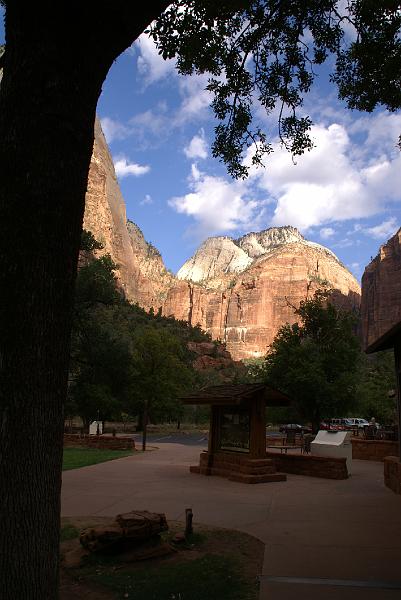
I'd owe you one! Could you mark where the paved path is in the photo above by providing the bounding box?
[62,443,401,600]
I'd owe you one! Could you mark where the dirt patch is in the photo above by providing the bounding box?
[60,517,263,600]
[60,572,115,600]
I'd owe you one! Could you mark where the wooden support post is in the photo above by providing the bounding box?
[206,406,221,473]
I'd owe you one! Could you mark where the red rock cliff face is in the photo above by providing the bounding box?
[361,228,401,351]
[83,119,174,309]
[163,242,360,359]
[84,119,361,360]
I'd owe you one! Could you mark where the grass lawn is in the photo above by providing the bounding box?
[60,519,263,600]
[92,554,256,600]
[63,447,133,471]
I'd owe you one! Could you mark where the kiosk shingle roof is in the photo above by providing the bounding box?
[181,383,291,406]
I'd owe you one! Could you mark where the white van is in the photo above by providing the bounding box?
[347,418,370,429]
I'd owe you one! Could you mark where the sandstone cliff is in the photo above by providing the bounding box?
[177,237,252,285]
[361,228,401,352]
[177,225,339,288]
[126,220,175,301]
[164,238,361,360]
[83,118,361,360]
[83,118,174,309]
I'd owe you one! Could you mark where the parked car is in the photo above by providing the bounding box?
[320,420,352,430]
[279,423,312,434]
[346,418,370,429]
[330,418,354,430]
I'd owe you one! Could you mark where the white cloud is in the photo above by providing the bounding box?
[101,117,130,143]
[333,238,355,249]
[101,105,171,149]
[365,217,398,240]
[184,130,208,159]
[168,111,401,241]
[320,227,335,239]
[126,75,212,148]
[337,0,358,41]
[349,112,401,160]
[114,155,150,178]
[175,75,212,125]
[361,155,401,202]
[135,34,176,85]
[169,165,266,238]
[129,104,170,142]
[242,119,401,232]
[347,223,363,235]
[140,194,153,206]
[254,124,377,230]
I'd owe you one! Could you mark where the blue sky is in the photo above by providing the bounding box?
[1,12,400,280]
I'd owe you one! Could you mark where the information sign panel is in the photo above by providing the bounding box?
[220,410,250,452]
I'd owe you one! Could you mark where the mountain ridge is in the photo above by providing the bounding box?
[177,225,343,286]
[83,118,361,359]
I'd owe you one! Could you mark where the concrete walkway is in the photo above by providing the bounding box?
[62,443,401,599]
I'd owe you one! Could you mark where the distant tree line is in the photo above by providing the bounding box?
[245,289,396,430]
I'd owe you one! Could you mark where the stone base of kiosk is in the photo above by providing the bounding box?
[190,451,287,484]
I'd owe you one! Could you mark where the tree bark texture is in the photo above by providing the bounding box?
[0,2,169,598]
[394,337,401,461]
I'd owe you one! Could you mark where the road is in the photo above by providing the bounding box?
[131,431,209,446]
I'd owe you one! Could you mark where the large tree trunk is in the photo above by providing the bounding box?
[394,338,401,461]
[0,3,168,598]
[311,409,321,434]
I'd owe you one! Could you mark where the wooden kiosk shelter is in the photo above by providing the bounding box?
[182,383,291,484]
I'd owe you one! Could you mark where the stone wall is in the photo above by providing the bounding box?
[384,456,401,494]
[267,452,348,479]
[351,438,398,461]
[64,434,135,451]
